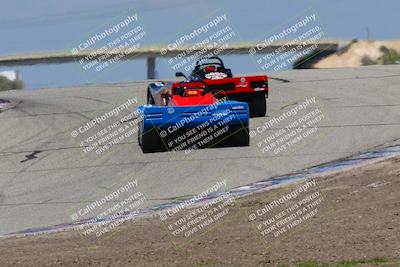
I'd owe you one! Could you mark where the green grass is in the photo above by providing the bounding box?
[380,46,400,65]
[277,257,399,267]
[0,76,23,91]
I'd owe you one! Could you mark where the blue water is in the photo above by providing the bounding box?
[1,0,399,89]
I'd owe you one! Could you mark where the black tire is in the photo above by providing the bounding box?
[232,126,249,146]
[137,121,143,148]
[141,141,159,153]
[140,128,163,153]
[147,88,155,104]
[141,136,160,153]
[250,96,267,117]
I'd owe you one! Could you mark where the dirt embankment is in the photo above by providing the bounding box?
[0,157,400,266]
[314,40,400,68]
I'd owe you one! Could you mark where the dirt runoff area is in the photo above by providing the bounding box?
[1,157,400,267]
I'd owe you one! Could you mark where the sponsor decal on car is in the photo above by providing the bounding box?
[205,72,228,80]
[237,77,248,87]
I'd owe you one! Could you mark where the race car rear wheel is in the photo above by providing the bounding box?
[141,137,160,153]
[140,127,165,153]
[250,96,267,117]
[232,126,249,146]
[141,141,159,153]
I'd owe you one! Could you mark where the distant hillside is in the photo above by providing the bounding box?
[312,40,400,68]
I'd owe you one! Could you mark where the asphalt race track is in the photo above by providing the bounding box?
[1,65,400,236]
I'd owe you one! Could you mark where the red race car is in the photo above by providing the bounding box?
[147,56,269,117]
